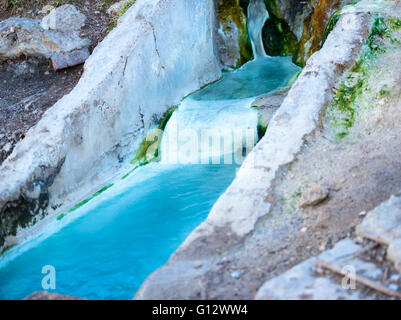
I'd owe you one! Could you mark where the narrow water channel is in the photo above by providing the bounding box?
[0,0,299,299]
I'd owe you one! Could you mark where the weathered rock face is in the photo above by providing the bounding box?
[0,0,221,250]
[214,0,253,69]
[41,4,86,32]
[357,192,401,273]
[0,17,90,62]
[293,0,355,65]
[263,0,354,65]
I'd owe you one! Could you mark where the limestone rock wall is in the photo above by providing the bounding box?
[0,0,221,249]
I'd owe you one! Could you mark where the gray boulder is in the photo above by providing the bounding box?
[0,5,89,68]
[0,18,89,61]
[41,4,86,32]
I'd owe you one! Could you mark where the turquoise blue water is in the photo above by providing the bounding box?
[192,56,298,101]
[0,54,299,300]
[0,163,238,300]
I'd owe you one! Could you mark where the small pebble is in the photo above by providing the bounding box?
[300,227,307,233]
[230,270,243,279]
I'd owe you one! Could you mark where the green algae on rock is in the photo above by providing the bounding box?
[215,0,253,68]
[326,16,401,140]
[56,183,114,221]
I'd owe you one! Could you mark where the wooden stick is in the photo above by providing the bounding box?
[315,258,401,299]
[332,242,379,262]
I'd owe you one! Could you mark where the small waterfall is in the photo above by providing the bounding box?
[247,0,269,58]
[159,0,298,165]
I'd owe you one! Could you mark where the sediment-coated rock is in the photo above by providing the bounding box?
[51,48,90,71]
[41,4,86,32]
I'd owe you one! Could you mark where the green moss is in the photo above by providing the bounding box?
[120,0,135,15]
[92,184,114,197]
[321,10,341,46]
[257,115,267,141]
[130,129,162,166]
[57,183,114,221]
[257,123,267,141]
[330,77,363,139]
[0,244,16,257]
[158,107,177,131]
[286,69,302,87]
[217,0,253,66]
[121,166,138,180]
[108,0,136,31]
[327,17,398,140]
[56,213,66,221]
[321,2,359,46]
[130,107,176,166]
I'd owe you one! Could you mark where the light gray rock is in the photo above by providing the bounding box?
[356,192,401,272]
[41,5,55,15]
[255,239,379,300]
[41,4,86,32]
[107,0,131,16]
[0,17,90,62]
[299,183,328,208]
[51,48,90,71]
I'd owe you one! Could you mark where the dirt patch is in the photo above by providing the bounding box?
[0,0,122,165]
[0,58,83,164]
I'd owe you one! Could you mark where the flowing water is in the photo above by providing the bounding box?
[0,0,300,299]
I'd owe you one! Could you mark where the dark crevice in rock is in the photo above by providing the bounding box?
[0,157,65,249]
[262,13,298,57]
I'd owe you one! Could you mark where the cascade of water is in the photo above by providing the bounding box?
[247,0,269,58]
[159,0,296,165]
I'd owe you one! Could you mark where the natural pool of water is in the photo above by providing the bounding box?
[0,163,238,299]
